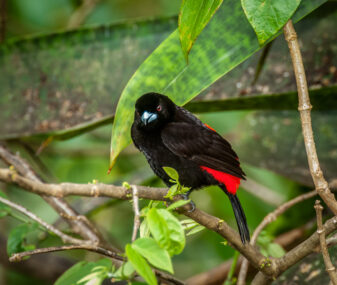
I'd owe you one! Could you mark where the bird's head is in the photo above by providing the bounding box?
[134,93,175,131]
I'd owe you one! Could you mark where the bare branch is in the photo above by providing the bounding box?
[276,215,337,274]
[131,185,140,242]
[314,200,337,285]
[251,271,272,285]
[0,168,167,200]
[0,195,90,246]
[0,145,111,247]
[237,190,317,285]
[283,20,337,215]
[9,245,123,263]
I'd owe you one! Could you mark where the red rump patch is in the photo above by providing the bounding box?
[200,166,240,194]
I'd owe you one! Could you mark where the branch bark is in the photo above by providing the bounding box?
[314,200,337,285]
[283,20,337,215]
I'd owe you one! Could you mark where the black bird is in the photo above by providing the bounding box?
[131,93,250,243]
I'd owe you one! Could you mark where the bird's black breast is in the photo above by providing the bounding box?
[131,122,208,189]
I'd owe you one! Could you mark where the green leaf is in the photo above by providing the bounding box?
[267,243,285,258]
[0,191,11,218]
[164,184,179,199]
[148,209,185,256]
[114,261,135,280]
[179,0,224,61]
[166,199,191,211]
[163,167,179,181]
[125,244,157,285]
[241,0,301,45]
[139,219,151,238]
[147,208,171,250]
[109,0,327,167]
[132,237,173,273]
[186,225,205,236]
[55,259,112,285]
[7,223,38,257]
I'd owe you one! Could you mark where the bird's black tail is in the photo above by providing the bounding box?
[221,186,250,243]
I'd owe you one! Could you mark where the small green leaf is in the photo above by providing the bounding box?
[55,259,112,285]
[132,237,173,274]
[241,0,301,45]
[166,199,191,211]
[164,184,179,199]
[157,209,185,256]
[0,191,11,218]
[186,225,205,236]
[7,223,38,257]
[179,0,224,61]
[114,261,135,280]
[163,167,179,181]
[267,243,285,258]
[125,244,157,285]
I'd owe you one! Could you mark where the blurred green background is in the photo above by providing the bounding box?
[0,0,336,284]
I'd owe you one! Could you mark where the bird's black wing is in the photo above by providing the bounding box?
[161,122,245,179]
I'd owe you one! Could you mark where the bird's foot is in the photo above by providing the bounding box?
[180,192,195,212]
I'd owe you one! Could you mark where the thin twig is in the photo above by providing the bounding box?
[0,196,90,246]
[9,245,123,263]
[67,0,100,29]
[237,190,317,285]
[283,20,337,215]
[131,185,140,242]
[314,200,337,285]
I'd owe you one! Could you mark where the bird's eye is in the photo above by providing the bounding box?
[156,105,162,112]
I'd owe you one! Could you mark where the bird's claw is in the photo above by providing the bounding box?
[180,193,196,212]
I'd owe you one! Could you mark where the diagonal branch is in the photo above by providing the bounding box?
[0,195,90,246]
[9,245,123,263]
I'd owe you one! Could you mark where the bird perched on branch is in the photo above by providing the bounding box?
[131,93,250,243]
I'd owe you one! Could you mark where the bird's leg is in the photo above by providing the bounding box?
[180,189,196,212]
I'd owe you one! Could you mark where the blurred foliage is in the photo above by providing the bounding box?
[0,0,336,284]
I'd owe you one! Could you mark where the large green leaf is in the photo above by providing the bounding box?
[109,0,327,167]
[132,237,173,273]
[125,244,157,285]
[241,0,301,45]
[0,17,176,140]
[179,0,224,61]
[147,208,185,256]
